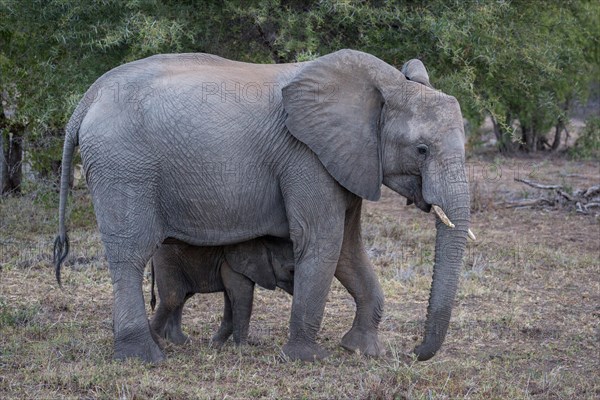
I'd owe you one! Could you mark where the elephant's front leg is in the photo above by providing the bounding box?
[282,219,345,361]
[223,263,255,346]
[211,292,233,348]
[336,199,385,357]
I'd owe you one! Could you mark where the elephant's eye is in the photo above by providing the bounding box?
[417,144,428,155]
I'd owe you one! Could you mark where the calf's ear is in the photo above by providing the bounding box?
[224,241,277,290]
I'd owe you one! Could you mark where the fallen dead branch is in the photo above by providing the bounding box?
[504,198,553,209]
[507,179,600,214]
[514,178,562,190]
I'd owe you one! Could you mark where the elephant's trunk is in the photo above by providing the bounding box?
[414,184,470,361]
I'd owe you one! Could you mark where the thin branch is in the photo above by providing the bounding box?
[556,190,575,202]
[514,178,562,190]
[504,199,552,208]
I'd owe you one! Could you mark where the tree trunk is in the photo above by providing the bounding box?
[1,87,23,195]
[492,114,516,154]
[1,129,23,195]
[522,124,534,152]
[0,129,7,193]
[551,120,563,151]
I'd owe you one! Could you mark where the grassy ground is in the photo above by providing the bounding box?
[1,156,598,399]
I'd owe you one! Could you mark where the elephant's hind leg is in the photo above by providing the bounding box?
[88,155,166,362]
[336,253,385,357]
[336,199,384,357]
[151,301,189,345]
[108,253,165,362]
[101,227,165,362]
[150,301,170,339]
[163,303,189,345]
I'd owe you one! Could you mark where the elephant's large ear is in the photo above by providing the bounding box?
[401,59,432,88]
[282,50,392,201]
[225,241,277,290]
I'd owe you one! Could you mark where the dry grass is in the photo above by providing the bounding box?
[1,157,599,399]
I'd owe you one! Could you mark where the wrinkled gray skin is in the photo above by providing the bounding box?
[150,237,294,347]
[54,49,470,362]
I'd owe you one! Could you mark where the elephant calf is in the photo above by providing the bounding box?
[149,237,294,347]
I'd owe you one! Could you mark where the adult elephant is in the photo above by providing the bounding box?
[54,50,470,363]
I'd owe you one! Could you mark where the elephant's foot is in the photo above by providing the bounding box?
[166,329,189,345]
[232,327,250,347]
[340,327,384,357]
[233,337,249,347]
[150,319,188,345]
[211,325,233,349]
[282,340,330,362]
[149,322,168,349]
[246,337,262,346]
[114,325,165,363]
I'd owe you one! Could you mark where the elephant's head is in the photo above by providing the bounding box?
[282,50,470,360]
[225,237,295,295]
[264,237,295,295]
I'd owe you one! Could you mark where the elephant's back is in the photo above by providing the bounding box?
[83,52,300,102]
[78,52,299,152]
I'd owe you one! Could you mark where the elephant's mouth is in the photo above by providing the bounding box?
[404,186,476,240]
[406,194,432,213]
[431,205,477,240]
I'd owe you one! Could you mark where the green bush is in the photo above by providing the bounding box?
[1,0,599,166]
[570,116,600,160]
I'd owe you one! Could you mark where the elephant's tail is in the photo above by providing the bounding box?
[150,258,157,311]
[53,93,89,286]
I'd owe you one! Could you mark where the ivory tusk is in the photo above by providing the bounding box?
[467,229,476,241]
[432,205,477,240]
[432,205,455,228]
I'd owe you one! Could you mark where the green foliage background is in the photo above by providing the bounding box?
[1,0,598,178]
[570,116,600,159]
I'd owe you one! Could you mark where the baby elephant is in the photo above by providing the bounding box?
[149,236,294,347]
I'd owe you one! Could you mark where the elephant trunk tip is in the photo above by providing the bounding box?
[413,342,439,361]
